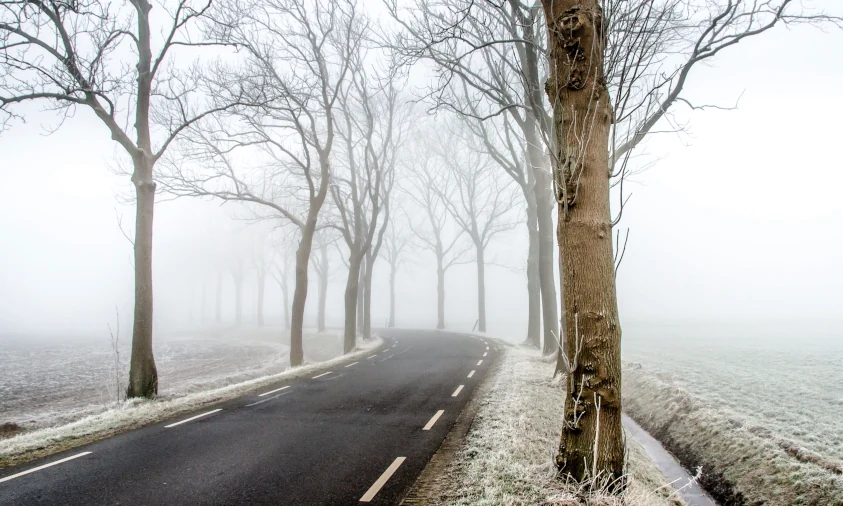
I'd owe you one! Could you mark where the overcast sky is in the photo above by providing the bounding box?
[0,2,841,339]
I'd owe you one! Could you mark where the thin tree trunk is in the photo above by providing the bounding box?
[234,274,242,324]
[363,254,374,340]
[475,244,486,333]
[543,0,624,484]
[436,259,445,330]
[290,221,317,367]
[526,126,559,355]
[388,261,396,327]
[282,274,290,330]
[525,195,541,347]
[356,262,365,333]
[215,270,222,323]
[257,272,265,327]
[317,244,328,332]
[343,254,363,353]
[126,159,158,399]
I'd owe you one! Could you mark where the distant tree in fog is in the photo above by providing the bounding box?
[158,0,363,367]
[381,211,413,328]
[402,131,472,330]
[272,245,295,331]
[432,123,519,333]
[311,230,338,333]
[0,0,257,398]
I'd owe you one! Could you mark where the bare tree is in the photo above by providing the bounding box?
[310,229,337,333]
[329,55,406,348]
[385,0,559,351]
[432,123,519,333]
[158,0,362,366]
[0,0,256,398]
[381,209,413,328]
[271,243,295,331]
[540,0,841,487]
[402,131,472,330]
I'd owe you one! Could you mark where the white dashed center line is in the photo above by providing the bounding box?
[483,352,487,357]
[165,408,222,428]
[477,360,483,366]
[467,370,475,378]
[345,361,359,368]
[258,385,289,397]
[451,385,464,397]
[486,346,489,350]
[0,452,92,484]
[423,410,445,431]
[312,371,332,379]
[359,457,406,502]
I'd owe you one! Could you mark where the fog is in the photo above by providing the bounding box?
[2,20,841,341]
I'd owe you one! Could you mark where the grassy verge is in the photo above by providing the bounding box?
[409,344,684,506]
[624,362,843,506]
[0,336,382,469]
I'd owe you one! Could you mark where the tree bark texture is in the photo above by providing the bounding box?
[525,194,541,347]
[290,221,317,367]
[343,255,363,353]
[542,0,624,484]
[127,157,158,399]
[363,254,374,340]
[356,261,365,333]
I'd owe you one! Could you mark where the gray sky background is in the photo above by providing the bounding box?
[0,3,841,338]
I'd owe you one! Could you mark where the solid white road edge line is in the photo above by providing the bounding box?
[423,410,445,431]
[477,360,483,366]
[258,385,290,397]
[451,385,464,397]
[359,457,406,502]
[164,409,222,428]
[467,370,475,378]
[312,371,332,379]
[0,452,92,484]
[345,361,359,368]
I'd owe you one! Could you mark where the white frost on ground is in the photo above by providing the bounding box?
[0,335,382,467]
[432,343,684,506]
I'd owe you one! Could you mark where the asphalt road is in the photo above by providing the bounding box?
[0,329,496,505]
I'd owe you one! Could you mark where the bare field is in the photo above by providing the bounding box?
[0,327,342,431]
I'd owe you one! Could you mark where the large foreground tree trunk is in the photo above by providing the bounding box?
[127,159,158,399]
[343,255,363,353]
[543,0,624,484]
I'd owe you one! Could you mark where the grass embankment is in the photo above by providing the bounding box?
[624,363,843,506]
[411,344,684,506]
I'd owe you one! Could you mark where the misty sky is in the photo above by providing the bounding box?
[1,4,841,338]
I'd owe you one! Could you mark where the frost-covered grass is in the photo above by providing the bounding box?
[430,344,684,506]
[0,326,342,430]
[0,335,381,469]
[624,364,843,506]
[623,321,843,461]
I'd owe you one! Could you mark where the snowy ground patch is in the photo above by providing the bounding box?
[424,344,684,506]
[0,334,382,468]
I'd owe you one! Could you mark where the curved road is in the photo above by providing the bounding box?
[0,330,496,505]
